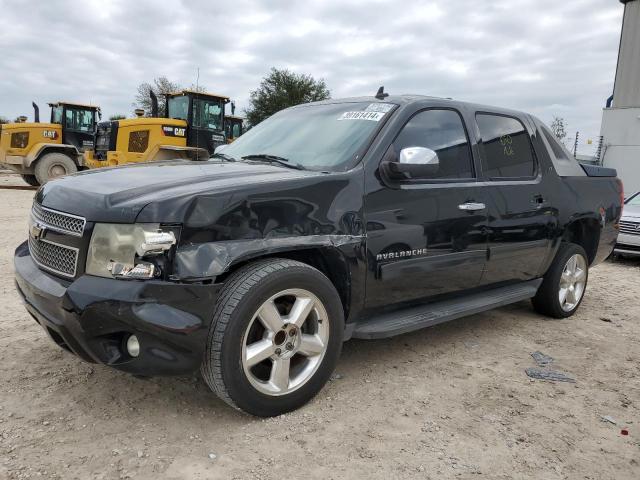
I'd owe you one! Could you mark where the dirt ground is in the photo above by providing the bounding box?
[0,172,638,480]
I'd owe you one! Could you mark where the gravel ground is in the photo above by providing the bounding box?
[0,173,638,480]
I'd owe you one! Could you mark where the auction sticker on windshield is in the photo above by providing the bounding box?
[338,111,386,121]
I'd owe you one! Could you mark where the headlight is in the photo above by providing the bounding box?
[86,223,177,279]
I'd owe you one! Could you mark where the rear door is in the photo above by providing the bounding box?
[472,112,554,285]
[364,107,488,308]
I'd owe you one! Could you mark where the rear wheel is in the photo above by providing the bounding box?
[20,174,40,187]
[201,259,344,417]
[532,243,588,318]
[34,153,77,184]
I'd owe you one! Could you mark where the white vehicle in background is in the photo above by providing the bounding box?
[615,192,640,256]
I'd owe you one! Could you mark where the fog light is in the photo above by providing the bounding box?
[126,335,140,357]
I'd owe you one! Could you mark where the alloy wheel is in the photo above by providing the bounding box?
[559,253,587,312]
[241,288,330,396]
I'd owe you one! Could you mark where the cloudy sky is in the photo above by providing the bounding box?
[0,0,624,154]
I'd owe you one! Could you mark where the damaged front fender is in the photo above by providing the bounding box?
[173,234,363,280]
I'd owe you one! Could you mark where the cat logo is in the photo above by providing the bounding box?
[42,130,58,140]
[162,126,186,137]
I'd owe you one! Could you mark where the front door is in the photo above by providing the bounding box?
[189,97,225,153]
[364,108,488,309]
[62,106,95,152]
[472,112,553,285]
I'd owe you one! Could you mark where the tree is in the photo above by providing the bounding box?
[0,116,9,124]
[245,68,331,126]
[133,77,181,117]
[550,117,567,144]
[109,114,126,121]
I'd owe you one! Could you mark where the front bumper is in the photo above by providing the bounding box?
[614,232,640,256]
[14,241,222,376]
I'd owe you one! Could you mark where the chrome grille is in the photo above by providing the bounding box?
[28,236,79,278]
[32,202,85,236]
[619,220,640,236]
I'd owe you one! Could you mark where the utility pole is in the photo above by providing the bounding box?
[573,131,579,158]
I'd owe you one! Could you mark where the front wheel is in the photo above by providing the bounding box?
[34,152,77,184]
[532,243,589,318]
[21,174,40,187]
[201,259,344,416]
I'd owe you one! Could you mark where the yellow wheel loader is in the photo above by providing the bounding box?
[224,115,244,142]
[0,102,100,185]
[84,90,229,168]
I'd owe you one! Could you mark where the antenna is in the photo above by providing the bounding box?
[195,67,200,158]
[375,86,389,99]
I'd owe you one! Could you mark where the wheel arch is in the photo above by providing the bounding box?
[216,246,352,320]
[562,217,601,265]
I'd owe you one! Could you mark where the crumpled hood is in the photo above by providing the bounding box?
[37,160,324,223]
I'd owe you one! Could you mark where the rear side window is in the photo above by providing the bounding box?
[392,109,474,180]
[539,123,586,177]
[476,114,536,179]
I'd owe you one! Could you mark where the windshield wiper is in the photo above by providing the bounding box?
[241,154,305,170]
[211,152,237,162]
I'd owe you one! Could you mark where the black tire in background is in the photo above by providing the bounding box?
[201,258,344,417]
[34,152,77,184]
[532,242,589,319]
[21,174,40,187]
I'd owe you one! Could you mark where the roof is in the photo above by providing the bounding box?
[48,101,100,109]
[303,94,529,117]
[166,90,230,101]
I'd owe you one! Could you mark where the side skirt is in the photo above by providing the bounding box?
[349,279,542,340]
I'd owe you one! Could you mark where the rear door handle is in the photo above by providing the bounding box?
[458,202,486,212]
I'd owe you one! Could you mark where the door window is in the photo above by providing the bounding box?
[64,108,94,132]
[192,99,223,130]
[476,114,536,179]
[392,109,474,180]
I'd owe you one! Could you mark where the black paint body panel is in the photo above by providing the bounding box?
[18,95,622,374]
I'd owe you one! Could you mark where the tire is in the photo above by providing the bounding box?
[201,258,344,417]
[532,243,589,319]
[34,153,77,184]
[20,174,40,187]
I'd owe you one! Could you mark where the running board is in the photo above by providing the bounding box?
[351,280,542,340]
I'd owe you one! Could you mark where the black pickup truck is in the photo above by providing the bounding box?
[15,94,623,416]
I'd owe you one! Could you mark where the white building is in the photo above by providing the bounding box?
[600,0,640,193]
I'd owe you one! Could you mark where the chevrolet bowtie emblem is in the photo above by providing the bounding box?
[30,222,45,240]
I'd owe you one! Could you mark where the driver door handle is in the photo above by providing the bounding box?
[458,202,486,212]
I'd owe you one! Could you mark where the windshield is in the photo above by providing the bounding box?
[167,96,189,121]
[221,102,394,171]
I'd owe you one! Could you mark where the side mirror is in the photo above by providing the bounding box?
[381,146,440,180]
[214,144,228,154]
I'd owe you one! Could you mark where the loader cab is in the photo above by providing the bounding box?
[165,91,228,153]
[224,115,244,142]
[49,102,99,152]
